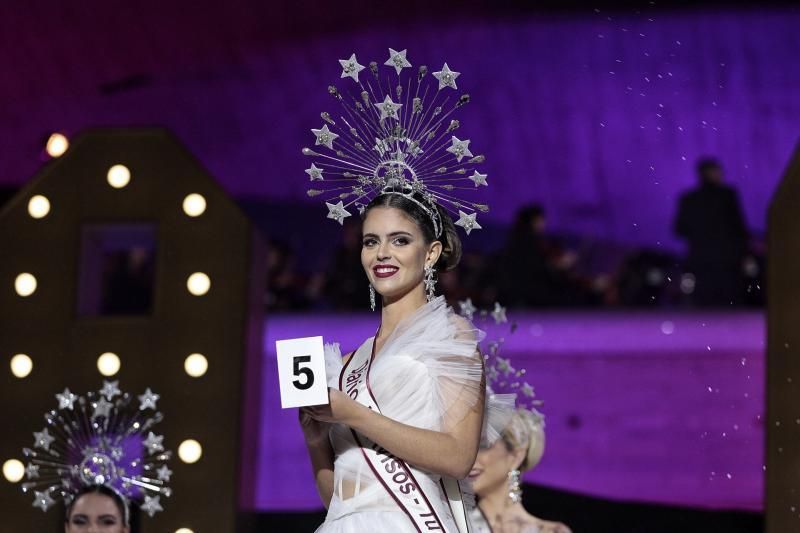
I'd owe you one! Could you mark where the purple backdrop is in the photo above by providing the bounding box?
[1,7,799,249]
[251,311,764,512]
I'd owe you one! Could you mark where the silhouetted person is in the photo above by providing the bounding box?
[674,158,748,306]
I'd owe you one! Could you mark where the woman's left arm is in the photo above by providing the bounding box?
[306,382,485,479]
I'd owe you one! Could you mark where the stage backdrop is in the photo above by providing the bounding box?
[1,6,799,250]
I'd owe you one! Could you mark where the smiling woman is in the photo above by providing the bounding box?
[65,485,130,533]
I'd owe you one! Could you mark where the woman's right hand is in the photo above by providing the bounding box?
[299,407,329,445]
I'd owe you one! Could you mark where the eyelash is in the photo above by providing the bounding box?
[363,237,409,247]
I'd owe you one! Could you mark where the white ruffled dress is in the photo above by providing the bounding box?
[316,296,485,532]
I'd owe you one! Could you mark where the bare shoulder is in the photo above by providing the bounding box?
[534,518,572,533]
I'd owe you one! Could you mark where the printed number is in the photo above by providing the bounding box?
[292,355,314,390]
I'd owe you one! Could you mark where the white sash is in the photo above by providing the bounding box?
[339,338,472,533]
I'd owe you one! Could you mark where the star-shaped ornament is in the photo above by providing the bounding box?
[138,388,160,411]
[100,380,121,400]
[469,171,488,187]
[492,302,508,324]
[446,136,473,162]
[433,63,460,90]
[338,53,365,82]
[326,201,352,225]
[454,210,482,235]
[92,398,113,420]
[496,356,515,375]
[33,428,55,451]
[25,463,40,479]
[141,495,163,517]
[143,432,165,454]
[305,163,324,181]
[424,275,437,294]
[374,95,403,121]
[385,48,412,74]
[55,388,77,410]
[459,298,477,320]
[311,124,339,150]
[32,490,55,512]
[156,464,173,482]
[520,382,535,397]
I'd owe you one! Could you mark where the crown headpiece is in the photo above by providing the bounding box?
[21,381,173,518]
[302,49,490,237]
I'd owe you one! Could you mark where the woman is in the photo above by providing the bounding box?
[469,409,570,533]
[300,192,486,532]
[65,484,130,533]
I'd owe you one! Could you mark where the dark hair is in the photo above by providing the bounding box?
[65,484,130,527]
[511,204,545,236]
[363,193,462,271]
[696,157,721,178]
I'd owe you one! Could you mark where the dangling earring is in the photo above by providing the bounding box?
[369,284,376,312]
[508,468,522,503]
[424,265,437,302]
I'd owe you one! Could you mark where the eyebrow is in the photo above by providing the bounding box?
[71,514,117,520]
[363,231,414,239]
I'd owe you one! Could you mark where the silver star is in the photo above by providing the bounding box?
[305,163,324,181]
[143,432,165,454]
[496,356,515,375]
[520,382,535,397]
[433,63,460,90]
[141,495,163,517]
[385,48,412,74]
[32,490,55,512]
[156,464,173,482]
[374,137,390,156]
[338,53,365,82]
[311,124,339,150]
[33,428,55,451]
[424,275,437,294]
[374,95,402,121]
[138,388,160,411]
[100,380,121,400]
[459,298,477,320]
[325,201,352,225]
[492,302,508,324]
[454,210,482,235]
[25,463,40,479]
[446,136,473,162]
[92,398,113,419]
[55,388,77,410]
[469,171,488,187]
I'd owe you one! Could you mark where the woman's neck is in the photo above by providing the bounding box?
[479,484,521,524]
[379,285,427,339]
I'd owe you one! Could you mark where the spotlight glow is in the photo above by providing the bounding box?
[182,194,207,217]
[175,529,195,533]
[10,354,33,378]
[187,273,211,296]
[107,165,131,189]
[27,195,51,219]
[2,459,24,483]
[45,133,69,158]
[178,439,202,464]
[97,352,121,377]
[14,273,37,297]
[184,353,208,378]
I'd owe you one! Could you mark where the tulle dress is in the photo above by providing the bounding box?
[316,296,485,533]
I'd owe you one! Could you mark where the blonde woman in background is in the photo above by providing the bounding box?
[468,409,571,533]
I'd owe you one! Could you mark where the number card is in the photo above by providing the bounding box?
[275,336,329,408]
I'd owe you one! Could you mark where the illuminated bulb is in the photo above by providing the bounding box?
[184,353,208,378]
[27,195,51,219]
[182,194,207,217]
[175,529,195,533]
[14,273,37,297]
[2,459,24,483]
[107,165,131,189]
[45,133,69,158]
[10,354,33,378]
[178,439,202,464]
[97,352,121,377]
[186,273,210,296]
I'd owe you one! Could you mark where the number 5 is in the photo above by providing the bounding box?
[293,355,315,390]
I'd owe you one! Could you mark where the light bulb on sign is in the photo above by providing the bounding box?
[14,273,37,297]
[178,439,202,464]
[2,459,24,483]
[97,352,121,377]
[107,165,131,189]
[184,353,208,378]
[28,195,51,219]
[182,194,207,217]
[45,133,69,158]
[187,273,211,296]
[10,354,33,378]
